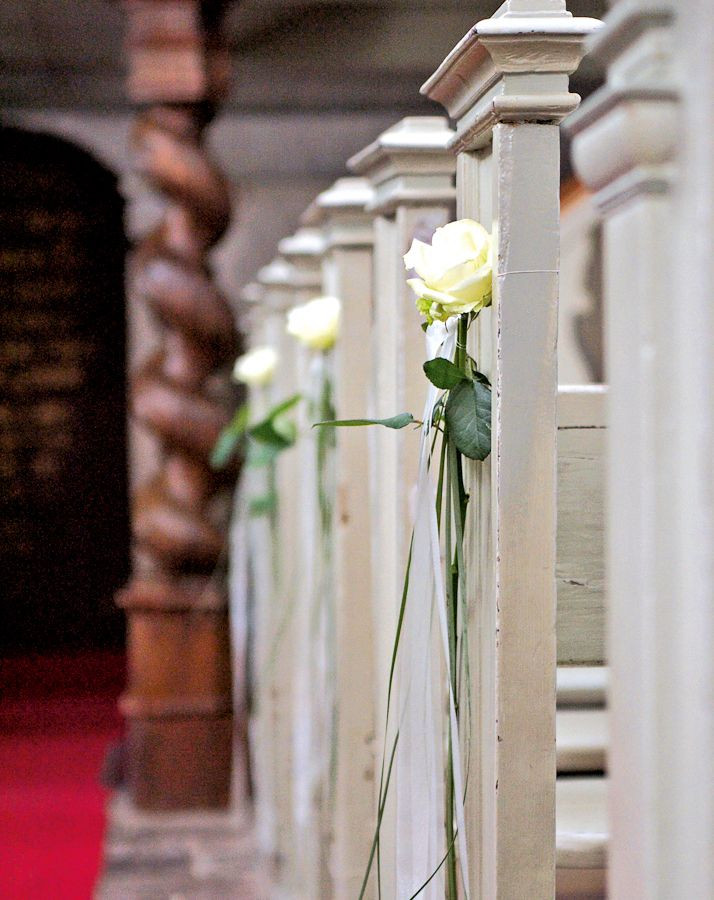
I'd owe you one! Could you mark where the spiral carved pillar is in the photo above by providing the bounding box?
[118,0,240,810]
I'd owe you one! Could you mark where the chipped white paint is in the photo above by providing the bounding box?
[349,116,456,898]
[424,4,601,896]
[302,177,376,899]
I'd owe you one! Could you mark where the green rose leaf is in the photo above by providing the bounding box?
[314,413,415,430]
[248,492,277,517]
[467,358,491,386]
[250,418,294,448]
[423,357,470,390]
[210,426,242,469]
[249,393,301,448]
[210,403,250,468]
[272,415,297,445]
[268,393,301,418]
[444,379,491,460]
[245,440,282,468]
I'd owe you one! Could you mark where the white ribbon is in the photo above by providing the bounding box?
[394,319,470,898]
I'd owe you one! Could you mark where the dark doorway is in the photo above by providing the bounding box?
[0,127,129,653]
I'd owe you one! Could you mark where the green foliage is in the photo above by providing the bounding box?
[210,403,250,468]
[423,357,469,390]
[210,394,301,469]
[249,394,301,449]
[313,413,415,430]
[444,378,491,461]
[248,492,278,517]
[245,441,282,469]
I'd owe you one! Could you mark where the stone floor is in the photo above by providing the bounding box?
[96,793,274,899]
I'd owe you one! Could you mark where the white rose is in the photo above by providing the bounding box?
[403,218,493,323]
[232,346,278,387]
[286,295,341,351]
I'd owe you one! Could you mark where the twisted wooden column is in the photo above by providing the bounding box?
[118,2,239,810]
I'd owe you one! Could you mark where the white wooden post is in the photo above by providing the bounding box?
[234,278,278,859]
[302,177,376,898]
[276,227,328,899]
[423,3,601,895]
[348,117,456,897]
[670,4,714,896]
[253,257,304,877]
[570,2,714,897]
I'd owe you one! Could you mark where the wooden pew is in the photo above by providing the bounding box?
[568,2,714,898]
[422,2,603,895]
[301,177,377,898]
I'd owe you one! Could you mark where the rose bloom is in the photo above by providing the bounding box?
[232,346,278,387]
[286,295,341,351]
[404,219,492,323]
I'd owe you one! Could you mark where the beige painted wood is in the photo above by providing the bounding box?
[557,666,608,708]
[566,3,714,897]
[557,386,606,665]
[571,1,714,896]
[557,709,607,773]
[667,3,714,896]
[348,117,456,896]
[236,280,277,858]
[556,777,608,899]
[274,229,326,898]
[255,258,304,879]
[302,177,376,899]
[424,5,601,896]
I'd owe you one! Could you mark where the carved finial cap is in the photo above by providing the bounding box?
[278,228,326,260]
[239,281,265,305]
[421,3,603,152]
[257,257,295,289]
[422,4,602,120]
[348,117,456,214]
[348,117,454,174]
[301,177,375,226]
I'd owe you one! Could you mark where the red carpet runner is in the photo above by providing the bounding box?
[0,653,125,899]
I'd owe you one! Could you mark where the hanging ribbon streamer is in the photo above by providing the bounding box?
[394,319,470,898]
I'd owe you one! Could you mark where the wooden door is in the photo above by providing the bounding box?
[0,127,129,653]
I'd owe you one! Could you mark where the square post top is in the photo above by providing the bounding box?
[236,279,265,332]
[278,228,326,261]
[278,228,325,292]
[348,117,456,215]
[301,177,375,249]
[565,0,676,212]
[256,257,310,310]
[422,3,602,153]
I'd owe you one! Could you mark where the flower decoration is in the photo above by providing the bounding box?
[286,296,341,351]
[404,218,493,324]
[232,346,278,387]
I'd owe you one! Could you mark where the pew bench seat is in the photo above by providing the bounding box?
[556,776,608,899]
[557,709,607,773]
